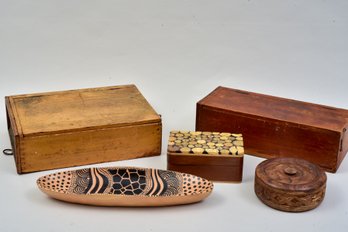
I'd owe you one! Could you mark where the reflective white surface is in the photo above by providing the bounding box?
[0,1,348,231]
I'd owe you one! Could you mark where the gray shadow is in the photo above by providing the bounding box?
[241,173,254,183]
[335,157,348,174]
[238,181,261,206]
[318,179,341,212]
[26,187,221,212]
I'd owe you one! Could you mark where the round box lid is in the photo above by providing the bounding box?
[254,157,327,212]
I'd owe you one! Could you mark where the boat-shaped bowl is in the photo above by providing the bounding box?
[37,167,214,206]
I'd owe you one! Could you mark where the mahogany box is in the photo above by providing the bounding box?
[167,130,244,182]
[196,86,348,173]
[5,85,162,174]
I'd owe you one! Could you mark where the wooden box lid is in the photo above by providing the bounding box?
[254,157,327,212]
[167,131,244,157]
[198,86,348,132]
[6,85,161,136]
[196,86,348,172]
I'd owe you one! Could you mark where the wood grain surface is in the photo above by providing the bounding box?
[196,86,348,172]
[254,158,327,212]
[5,85,162,174]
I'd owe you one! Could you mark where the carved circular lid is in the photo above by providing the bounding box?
[255,157,327,192]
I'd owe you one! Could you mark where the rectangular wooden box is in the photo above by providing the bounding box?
[196,86,348,173]
[167,131,244,182]
[6,85,162,174]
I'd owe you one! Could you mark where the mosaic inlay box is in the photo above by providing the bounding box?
[5,85,162,174]
[167,130,244,182]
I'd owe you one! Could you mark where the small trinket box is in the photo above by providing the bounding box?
[254,157,327,212]
[167,131,244,182]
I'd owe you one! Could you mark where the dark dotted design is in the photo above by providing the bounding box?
[37,171,73,193]
[181,173,213,196]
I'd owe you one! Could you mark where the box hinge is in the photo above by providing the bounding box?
[2,149,13,155]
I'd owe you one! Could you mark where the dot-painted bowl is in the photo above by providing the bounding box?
[37,167,214,206]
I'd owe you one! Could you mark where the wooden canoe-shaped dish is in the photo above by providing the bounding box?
[37,167,214,206]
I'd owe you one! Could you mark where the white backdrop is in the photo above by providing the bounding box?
[0,1,348,231]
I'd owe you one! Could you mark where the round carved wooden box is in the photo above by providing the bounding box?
[254,157,327,212]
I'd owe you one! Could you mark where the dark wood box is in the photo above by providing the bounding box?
[6,85,162,174]
[167,131,244,182]
[196,86,348,173]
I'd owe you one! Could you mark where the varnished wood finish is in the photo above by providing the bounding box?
[37,167,214,206]
[167,131,244,182]
[6,85,162,174]
[168,155,243,182]
[254,158,327,212]
[196,86,348,172]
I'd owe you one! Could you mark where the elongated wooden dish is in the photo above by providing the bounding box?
[37,167,214,206]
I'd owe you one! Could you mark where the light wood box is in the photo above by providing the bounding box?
[5,85,162,174]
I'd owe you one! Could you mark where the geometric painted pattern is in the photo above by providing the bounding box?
[37,167,213,197]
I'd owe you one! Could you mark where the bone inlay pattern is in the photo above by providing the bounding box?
[168,131,244,157]
[37,168,213,196]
